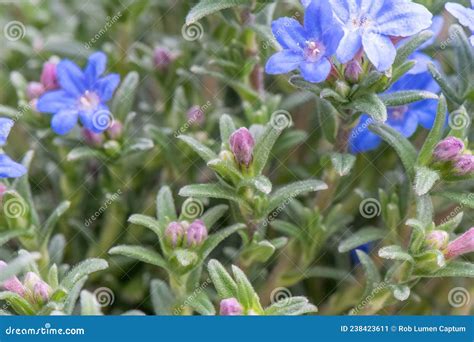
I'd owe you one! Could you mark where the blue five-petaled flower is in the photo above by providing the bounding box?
[37,52,120,135]
[0,118,26,178]
[265,0,343,83]
[445,1,474,46]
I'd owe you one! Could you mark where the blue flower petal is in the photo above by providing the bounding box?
[36,90,76,114]
[419,15,444,49]
[265,50,302,75]
[56,60,86,96]
[349,115,382,153]
[375,0,432,36]
[92,74,120,101]
[51,109,79,135]
[84,52,107,87]
[412,99,439,129]
[271,18,306,51]
[445,3,474,31]
[304,0,335,39]
[80,105,112,133]
[0,154,26,178]
[362,32,396,71]
[299,58,331,83]
[336,29,362,63]
[328,0,351,23]
[0,118,14,146]
[406,51,433,75]
[387,108,419,138]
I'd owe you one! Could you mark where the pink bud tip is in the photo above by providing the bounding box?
[26,82,45,100]
[219,298,243,316]
[433,137,464,161]
[345,60,363,83]
[33,281,52,302]
[82,128,104,146]
[453,154,474,175]
[40,61,59,90]
[0,261,26,296]
[165,221,185,247]
[426,230,449,250]
[229,128,255,167]
[186,219,207,247]
[187,106,205,125]
[107,121,123,140]
[153,47,175,70]
[444,227,474,259]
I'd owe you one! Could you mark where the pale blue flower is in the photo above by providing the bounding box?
[0,118,26,179]
[445,1,474,45]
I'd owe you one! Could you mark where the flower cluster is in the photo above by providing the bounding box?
[433,137,474,175]
[165,219,208,248]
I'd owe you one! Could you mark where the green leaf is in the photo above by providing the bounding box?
[436,192,474,208]
[150,279,175,315]
[199,224,245,260]
[124,138,154,154]
[232,265,262,312]
[356,250,381,298]
[188,291,216,316]
[186,0,250,24]
[394,30,433,67]
[0,230,30,247]
[40,201,70,247]
[369,122,417,179]
[288,75,321,94]
[207,259,237,299]
[329,153,356,176]
[267,180,327,214]
[317,99,338,144]
[270,220,300,239]
[416,195,433,226]
[177,135,217,162]
[428,63,463,104]
[414,167,440,196]
[207,158,243,184]
[128,214,163,240]
[0,292,35,315]
[252,114,290,174]
[304,266,356,282]
[417,96,447,165]
[450,24,473,91]
[416,261,474,278]
[265,297,317,315]
[238,175,272,194]
[179,183,243,204]
[240,240,276,266]
[109,245,168,270]
[379,90,437,107]
[169,249,199,274]
[378,245,413,262]
[0,252,40,282]
[338,227,385,253]
[200,204,228,228]
[63,277,88,315]
[219,114,236,147]
[436,212,463,232]
[156,186,177,224]
[67,147,103,161]
[349,94,387,122]
[60,259,108,291]
[80,290,103,315]
[111,71,139,120]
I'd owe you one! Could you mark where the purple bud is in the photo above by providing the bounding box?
[153,47,175,70]
[433,137,464,161]
[425,230,449,250]
[33,281,52,303]
[453,154,474,175]
[444,227,474,259]
[219,298,243,315]
[229,128,255,167]
[23,272,41,289]
[186,219,207,247]
[107,121,123,140]
[82,128,104,146]
[165,221,185,247]
[26,82,45,100]
[187,106,205,126]
[40,61,59,90]
[345,60,363,83]
[0,261,25,296]
[0,183,6,202]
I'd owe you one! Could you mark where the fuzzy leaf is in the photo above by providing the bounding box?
[270,220,300,239]
[350,94,387,122]
[178,135,217,162]
[436,212,463,232]
[232,265,262,312]
[394,30,433,67]
[67,147,103,161]
[128,214,163,240]
[356,250,381,298]
[379,91,437,107]
[0,292,35,315]
[428,63,463,104]
[200,204,228,228]
[40,201,70,247]
[207,259,237,299]
[378,245,413,262]
[0,252,40,282]
[416,261,474,278]
[186,0,250,24]
[267,180,327,214]
[436,192,474,208]
[219,114,236,147]
[156,186,177,224]
[317,99,338,144]
[150,279,175,315]
[179,183,243,204]
[109,245,168,270]
[111,71,139,120]
[0,230,30,247]
[80,290,103,315]
[338,227,385,253]
[199,223,245,260]
[60,259,108,291]
[238,175,272,194]
[414,167,440,196]
[329,153,356,176]
[187,291,216,316]
[417,96,447,165]
[265,297,317,315]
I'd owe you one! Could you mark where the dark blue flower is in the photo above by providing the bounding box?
[265,0,343,83]
[350,243,372,266]
[0,118,26,179]
[350,71,440,153]
[37,52,120,135]
[330,0,432,71]
[445,1,474,45]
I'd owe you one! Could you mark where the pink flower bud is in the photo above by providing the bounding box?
[165,221,185,247]
[187,106,205,126]
[82,128,104,146]
[425,230,449,250]
[40,61,59,90]
[153,47,174,70]
[229,128,255,167]
[453,154,474,175]
[0,261,25,296]
[345,60,363,83]
[33,281,52,303]
[26,82,45,100]
[433,137,464,161]
[107,121,123,140]
[0,183,6,202]
[219,298,243,315]
[186,219,207,247]
[23,272,42,290]
[444,227,474,259]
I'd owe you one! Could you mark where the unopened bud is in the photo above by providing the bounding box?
[444,227,474,259]
[153,47,175,70]
[345,60,363,83]
[26,82,45,100]
[107,121,123,140]
[229,128,255,167]
[0,261,25,296]
[40,61,59,90]
[82,128,103,146]
[453,154,474,175]
[186,219,207,247]
[433,137,464,161]
[425,230,449,250]
[219,298,243,315]
[187,106,205,126]
[165,221,185,247]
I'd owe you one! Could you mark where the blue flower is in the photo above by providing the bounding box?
[37,52,120,135]
[0,118,26,179]
[329,0,432,71]
[350,243,372,266]
[350,71,440,153]
[265,0,343,83]
[445,1,474,45]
